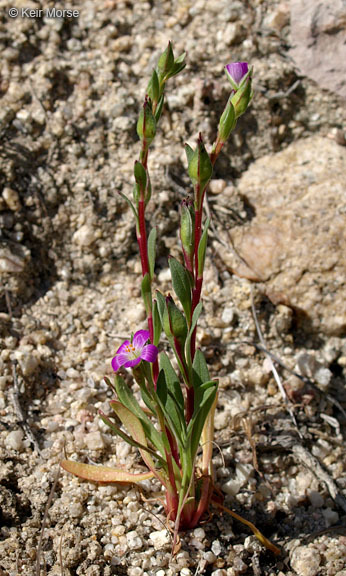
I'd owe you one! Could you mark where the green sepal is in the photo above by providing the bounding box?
[231,71,253,119]
[114,374,165,456]
[197,218,209,278]
[147,69,160,105]
[141,273,152,317]
[169,257,192,321]
[147,227,157,280]
[152,299,162,347]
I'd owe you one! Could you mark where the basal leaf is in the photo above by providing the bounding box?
[61,460,154,484]
[114,375,165,456]
[110,401,168,487]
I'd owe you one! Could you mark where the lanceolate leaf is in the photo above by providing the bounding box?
[141,273,152,317]
[152,299,162,347]
[61,460,154,484]
[110,401,168,487]
[99,412,166,466]
[187,381,218,463]
[156,369,186,448]
[147,227,157,280]
[192,349,210,389]
[159,352,185,415]
[185,302,203,368]
[197,218,209,278]
[169,257,192,320]
[114,375,165,456]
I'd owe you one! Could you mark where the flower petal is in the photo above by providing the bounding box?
[140,344,159,363]
[123,357,142,368]
[133,330,150,349]
[225,62,248,86]
[112,353,130,372]
[115,340,131,354]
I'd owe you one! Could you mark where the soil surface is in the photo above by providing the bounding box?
[0,1,345,575]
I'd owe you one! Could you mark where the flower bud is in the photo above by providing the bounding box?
[186,134,213,195]
[157,41,175,79]
[137,97,156,144]
[225,62,249,90]
[180,199,195,271]
[230,74,253,118]
[163,295,187,345]
[218,98,236,143]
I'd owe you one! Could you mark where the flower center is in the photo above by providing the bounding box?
[125,343,138,359]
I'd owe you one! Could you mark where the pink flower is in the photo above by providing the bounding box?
[111,330,158,372]
[225,62,249,89]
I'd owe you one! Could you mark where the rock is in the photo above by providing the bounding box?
[264,3,290,32]
[15,351,39,377]
[84,431,105,450]
[222,137,346,335]
[149,529,170,550]
[290,0,346,98]
[0,246,27,273]
[2,187,21,211]
[5,429,25,451]
[72,224,97,247]
[291,545,321,576]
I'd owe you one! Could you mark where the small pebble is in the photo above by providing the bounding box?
[291,546,321,576]
[6,429,24,452]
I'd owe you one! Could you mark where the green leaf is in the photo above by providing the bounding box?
[154,94,165,123]
[156,290,166,327]
[192,349,210,389]
[147,69,160,104]
[147,227,157,280]
[184,143,194,166]
[118,190,138,224]
[114,375,165,456]
[187,381,218,462]
[61,460,154,484]
[185,302,203,369]
[197,218,209,278]
[156,370,186,447]
[160,352,184,415]
[109,401,168,487]
[99,411,165,466]
[141,273,152,316]
[169,257,192,320]
[152,299,162,347]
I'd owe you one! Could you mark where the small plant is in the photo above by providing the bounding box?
[62,43,279,555]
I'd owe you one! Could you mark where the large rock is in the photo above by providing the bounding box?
[219,136,346,336]
[290,0,346,99]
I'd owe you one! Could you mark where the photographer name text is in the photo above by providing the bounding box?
[9,7,79,18]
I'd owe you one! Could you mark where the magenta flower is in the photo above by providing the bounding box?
[111,330,158,372]
[225,62,249,89]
